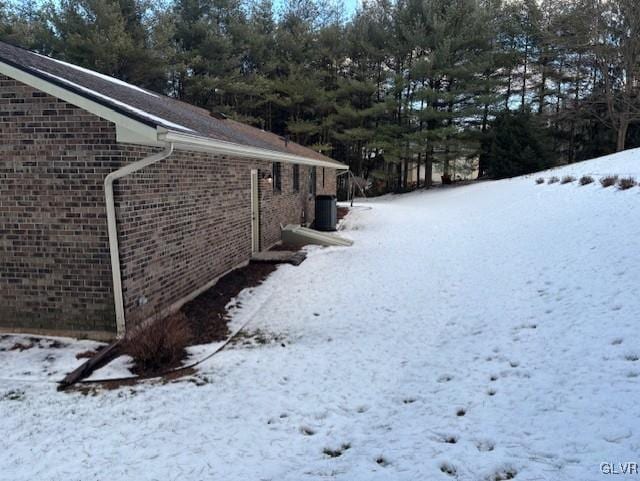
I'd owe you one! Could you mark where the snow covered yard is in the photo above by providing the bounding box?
[2,151,640,481]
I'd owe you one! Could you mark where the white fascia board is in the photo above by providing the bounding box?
[159,130,349,170]
[0,60,158,142]
[116,124,162,146]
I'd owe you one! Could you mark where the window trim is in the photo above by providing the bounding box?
[272,161,282,193]
[292,164,300,192]
[309,166,317,198]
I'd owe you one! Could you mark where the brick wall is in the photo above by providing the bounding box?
[260,162,314,252]
[0,74,337,337]
[0,74,119,336]
[114,152,329,326]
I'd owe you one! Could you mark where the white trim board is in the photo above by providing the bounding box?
[161,130,349,170]
[0,60,159,144]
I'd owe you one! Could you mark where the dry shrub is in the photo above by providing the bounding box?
[579,175,594,185]
[618,177,637,190]
[560,175,575,184]
[535,178,544,185]
[600,175,618,188]
[123,312,192,375]
[547,176,559,184]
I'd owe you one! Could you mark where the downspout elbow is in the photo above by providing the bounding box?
[105,143,174,338]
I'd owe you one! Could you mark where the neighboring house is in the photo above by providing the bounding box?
[0,41,347,340]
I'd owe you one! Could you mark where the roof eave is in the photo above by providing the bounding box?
[0,58,348,170]
[0,59,159,143]
[159,129,349,170]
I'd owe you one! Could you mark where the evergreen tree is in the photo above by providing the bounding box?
[482,111,554,178]
[172,0,247,107]
[45,0,168,91]
[0,0,50,51]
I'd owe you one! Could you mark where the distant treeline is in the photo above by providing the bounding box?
[2,0,640,186]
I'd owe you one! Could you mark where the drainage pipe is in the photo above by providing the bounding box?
[104,143,174,338]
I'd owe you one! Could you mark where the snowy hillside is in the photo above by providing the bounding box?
[2,150,639,481]
[540,148,640,178]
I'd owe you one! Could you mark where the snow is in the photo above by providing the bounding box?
[540,149,640,177]
[85,354,135,381]
[0,334,103,384]
[2,149,640,480]
[33,68,195,133]
[35,52,160,98]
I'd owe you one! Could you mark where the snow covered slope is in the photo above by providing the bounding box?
[1,150,639,481]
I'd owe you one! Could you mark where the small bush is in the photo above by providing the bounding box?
[123,312,192,375]
[547,176,559,184]
[600,175,618,188]
[579,175,594,185]
[535,178,544,185]
[560,175,575,184]
[618,177,637,190]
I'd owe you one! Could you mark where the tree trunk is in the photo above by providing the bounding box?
[538,57,546,115]
[425,149,433,188]
[504,35,515,112]
[443,90,454,179]
[616,120,629,152]
[402,159,409,190]
[505,71,512,111]
[478,102,489,179]
[521,35,529,112]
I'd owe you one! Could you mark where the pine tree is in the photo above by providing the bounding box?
[45,0,165,90]
[172,0,247,108]
[482,111,554,178]
[0,0,51,51]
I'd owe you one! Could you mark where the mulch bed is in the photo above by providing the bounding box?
[337,206,349,221]
[64,261,280,386]
[181,262,277,345]
[67,243,308,384]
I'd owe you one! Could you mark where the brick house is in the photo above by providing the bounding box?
[0,41,347,340]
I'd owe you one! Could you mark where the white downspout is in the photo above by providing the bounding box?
[105,143,174,338]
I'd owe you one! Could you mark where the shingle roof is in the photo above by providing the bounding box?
[0,41,343,167]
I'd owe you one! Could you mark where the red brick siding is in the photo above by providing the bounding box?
[0,74,118,334]
[115,154,335,326]
[0,75,337,336]
[260,162,311,251]
[321,167,337,196]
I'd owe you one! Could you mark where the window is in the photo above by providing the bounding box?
[272,162,282,192]
[322,168,325,188]
[292,164,300,192]
[309,167,316,197]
